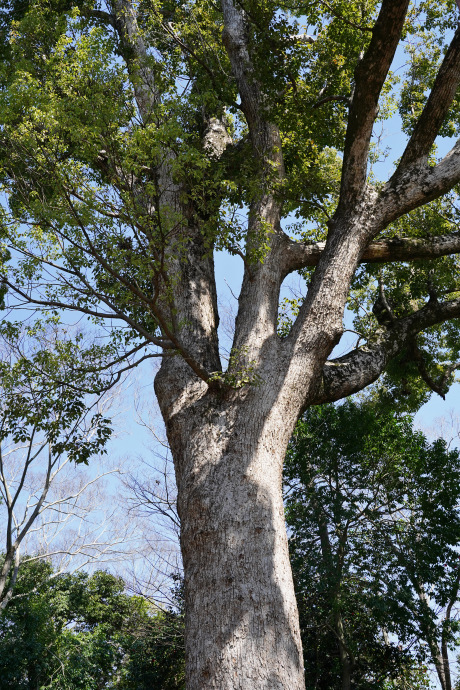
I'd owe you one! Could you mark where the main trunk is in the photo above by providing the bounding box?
[156,369,306,690]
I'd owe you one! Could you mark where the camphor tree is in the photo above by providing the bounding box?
[2,0,460,687]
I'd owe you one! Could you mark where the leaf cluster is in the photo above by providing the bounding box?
[0,322,112,464]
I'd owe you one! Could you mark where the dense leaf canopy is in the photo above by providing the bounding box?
[0,0,459,398]
[0,559,185,689]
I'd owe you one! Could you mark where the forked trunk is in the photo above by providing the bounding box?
[156,369,306,690]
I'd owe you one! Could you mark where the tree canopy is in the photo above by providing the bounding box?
[286,401,460,689]
[0,559,185,689]
[0,0,460,395]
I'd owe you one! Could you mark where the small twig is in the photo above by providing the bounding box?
[161,21,243,112]
[313,95,350,109]
[224,279,239,302]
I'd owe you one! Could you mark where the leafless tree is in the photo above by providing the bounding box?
[120,391,182,607]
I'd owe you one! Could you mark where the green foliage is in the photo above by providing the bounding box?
[0,560,185,690]
[0,0,459,393]
[348,188,460,409]
[285,401,460,688]
[208,345,262,388]
[0,322,112,465]
[117,575,185,690]
[0,0,245,351]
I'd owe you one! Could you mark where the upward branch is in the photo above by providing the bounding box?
[398,25,460,170]
[379,139,460,224]
[110,0,158,120]
[220,0,288,362]
[338,0,410,211]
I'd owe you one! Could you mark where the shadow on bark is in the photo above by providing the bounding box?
[168,389,304,689]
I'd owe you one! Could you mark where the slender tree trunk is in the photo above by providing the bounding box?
[335,613,352,690]
[439,567,460,690]
[156,366,305,690]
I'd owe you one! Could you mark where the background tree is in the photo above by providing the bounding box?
[2,0,460,686]
[0,559,185,690]
[285,401,460,690]
[0,323,123,609]
[120,392,182,607]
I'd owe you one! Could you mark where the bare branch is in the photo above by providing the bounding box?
[282,230,460,274]
[312,94,350,109]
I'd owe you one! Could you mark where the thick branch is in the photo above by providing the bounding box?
[111,0,158,120]
[314,296,460,404]
[220,0,260,126]
[379,139,460,223]
[219,0,288,362]
[398,25,460,169]
[282,231,460,274]
[338,0,410,210]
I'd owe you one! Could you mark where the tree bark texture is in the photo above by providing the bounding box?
[153,201,385,689]
[155,363,308,689]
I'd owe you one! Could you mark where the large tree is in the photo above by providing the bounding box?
[286,402,460,689]
[1,0,460,687]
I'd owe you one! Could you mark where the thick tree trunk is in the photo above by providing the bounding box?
[156,367,305,690]
[181,435,304,689]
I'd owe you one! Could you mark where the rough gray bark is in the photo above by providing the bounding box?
[284,231,460,269]
[155,377,306,688]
